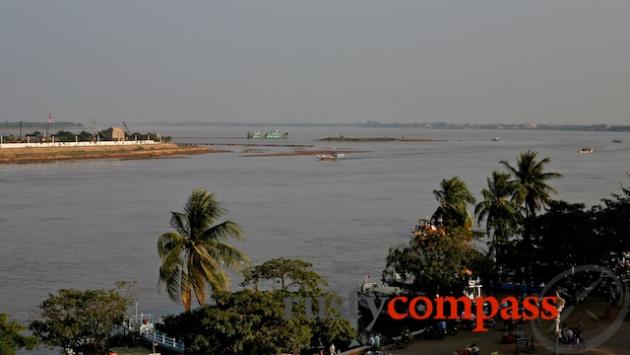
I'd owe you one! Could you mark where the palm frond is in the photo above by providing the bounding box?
[201,220,244,242]
[206,242,249,269]
[157,232,185,259]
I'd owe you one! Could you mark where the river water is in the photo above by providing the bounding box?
[1,126,629,325]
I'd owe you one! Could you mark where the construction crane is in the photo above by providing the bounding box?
[89,117,101,134]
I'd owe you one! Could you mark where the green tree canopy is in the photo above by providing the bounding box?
[160,290,309,355]
[241,258,327,292]
[507,184,630,283]
[158,188,248,312]
[161,273,355,354]
[0,314,37,355]
[385,227,480,296]
[29,287,130,355]
[595,182,630,255]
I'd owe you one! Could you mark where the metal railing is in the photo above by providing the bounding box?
[139,328,185,353]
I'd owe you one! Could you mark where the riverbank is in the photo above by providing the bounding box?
[0,143,223,164]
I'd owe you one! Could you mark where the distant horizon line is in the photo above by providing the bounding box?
[2,120,630,132]
[121,120,630,132]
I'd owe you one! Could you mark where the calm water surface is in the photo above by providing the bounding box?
[1,127,629,325]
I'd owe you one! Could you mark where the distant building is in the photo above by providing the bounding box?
[103,127,126,141]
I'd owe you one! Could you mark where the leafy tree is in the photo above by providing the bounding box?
[158,188,248,312]
[0,314,37,355]
[474,171,522,265]
[242,258,327,292]
[160,290,309,355]
[431,177,476,229]
[77,131,94,141]
[510,183,630,283]
[514,201,594,282]
[161,264,355,355]
[500,150,561,217]
[385,227,480,296]
[29,288,130,355]
[53,130,76,142]
[594,183,630,256]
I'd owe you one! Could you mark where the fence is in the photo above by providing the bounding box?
[139,328,185,353]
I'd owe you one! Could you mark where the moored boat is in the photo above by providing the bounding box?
[492,136,500,142]
[612,139,623,143]
[579,147,594,154]
[264,129,288,139]
[316,153,346,160]
[247,129,288,139]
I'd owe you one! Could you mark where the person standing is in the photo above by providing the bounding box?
[329,343,336,355]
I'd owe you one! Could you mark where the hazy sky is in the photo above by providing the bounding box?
[2,1,630,125]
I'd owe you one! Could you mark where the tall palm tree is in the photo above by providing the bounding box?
[157,188,248,312]
[475,171,522,263]
[431,177,476,229]
[500,150,561,217]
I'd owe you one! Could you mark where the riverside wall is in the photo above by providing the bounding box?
[0,140,159,149]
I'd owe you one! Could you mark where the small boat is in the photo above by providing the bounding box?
[579,147,594,154]
[263,129,288,139]
[492,137,500,142]
[612,139,623,143]
[316,153,346,161]
[247,130,263,139]
[246,129,288,139]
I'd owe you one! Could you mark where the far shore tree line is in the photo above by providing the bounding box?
[0,121,83,129]
[1,151,629,354]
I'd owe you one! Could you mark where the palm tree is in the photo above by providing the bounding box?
[431,177,476,229]
[157,188,248,312]
[500,150,561,217]
[474,171,522,263]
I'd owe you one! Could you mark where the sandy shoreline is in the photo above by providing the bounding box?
[0,143,226,164]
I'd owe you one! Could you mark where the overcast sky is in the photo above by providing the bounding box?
[1,1,630,125]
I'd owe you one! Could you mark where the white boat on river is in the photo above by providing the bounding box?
[316,153,346,160]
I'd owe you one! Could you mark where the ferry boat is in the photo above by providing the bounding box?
[246,129,288,139]
[579,147,594,154]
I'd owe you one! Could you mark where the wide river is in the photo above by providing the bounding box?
[1,126,629,326]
